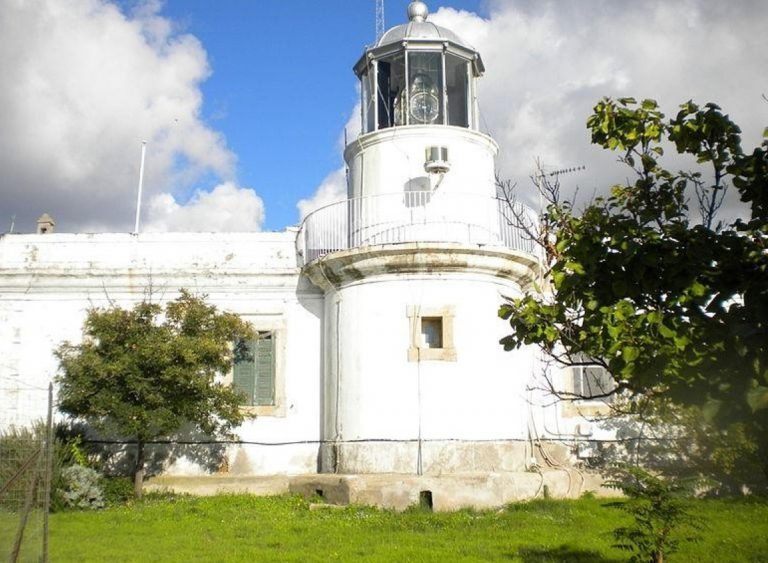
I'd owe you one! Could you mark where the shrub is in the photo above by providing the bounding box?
[102,476,135,506]
[59,465,105,509]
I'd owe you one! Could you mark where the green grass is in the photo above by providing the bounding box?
[47,495,768,562]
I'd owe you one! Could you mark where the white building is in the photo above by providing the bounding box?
[0,2,614,503]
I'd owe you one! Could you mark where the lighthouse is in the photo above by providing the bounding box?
[298,1,541,475]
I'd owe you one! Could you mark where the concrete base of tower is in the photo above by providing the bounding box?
[146,469,616,512]
[290,470,615,511]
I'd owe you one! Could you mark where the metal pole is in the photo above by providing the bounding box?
[42,383,53,562]
[10,450,41,563]
[133,141,147,234]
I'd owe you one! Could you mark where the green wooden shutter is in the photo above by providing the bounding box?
[233,339,256,406]
[254,333,275,406]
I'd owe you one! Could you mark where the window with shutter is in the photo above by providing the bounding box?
[253,332,275,406]
[233,331,275,407]
[571,364,615,403]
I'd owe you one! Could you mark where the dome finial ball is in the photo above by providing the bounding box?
[408,1,429,22]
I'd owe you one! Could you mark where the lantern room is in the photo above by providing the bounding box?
[353,1,484,133]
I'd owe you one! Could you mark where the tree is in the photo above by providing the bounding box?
[605,465,702,563]
[56,290,255,498]
[499,97,768,483]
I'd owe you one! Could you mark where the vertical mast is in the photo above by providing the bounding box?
[376,0,385,41]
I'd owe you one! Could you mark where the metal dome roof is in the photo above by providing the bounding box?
[376,20,471,50]
[354,1,484,77]
[377,1,475,51]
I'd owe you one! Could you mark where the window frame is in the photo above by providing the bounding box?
[225,317,286,417]
[407,305,456,362]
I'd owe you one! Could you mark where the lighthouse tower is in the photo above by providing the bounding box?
[298,2,540,475]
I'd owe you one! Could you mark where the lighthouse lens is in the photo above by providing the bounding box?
[407,52,443,125]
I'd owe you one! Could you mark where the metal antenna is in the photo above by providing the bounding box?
[376,0,385,41]
[533,163,586,213]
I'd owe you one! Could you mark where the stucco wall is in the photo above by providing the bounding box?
[0,231,324,475]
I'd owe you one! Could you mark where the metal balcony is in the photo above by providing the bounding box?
[297,191,538,265]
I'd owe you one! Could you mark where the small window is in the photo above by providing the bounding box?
[421,317,443,348]
[407,306,456,362]
[233,331,275,406]
[572,364,615,403]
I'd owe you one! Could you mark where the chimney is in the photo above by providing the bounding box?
[36,213,55,234]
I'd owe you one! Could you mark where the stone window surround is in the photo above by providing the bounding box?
[407,305,456,362]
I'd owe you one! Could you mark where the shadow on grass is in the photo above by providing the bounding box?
[513,544,622,563]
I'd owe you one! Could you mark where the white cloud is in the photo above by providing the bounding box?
[296,168,347,221]
[430,0,768,212]
[302,0,768,222]
[0,0,249,233]
[145,182,264,232]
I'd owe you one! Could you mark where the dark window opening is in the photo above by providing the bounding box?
[421,317,443,349]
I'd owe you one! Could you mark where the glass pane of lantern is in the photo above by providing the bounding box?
[377,53,406,129]
[445,54,469,127]
[362,65,376,133]
[407,52,443,125]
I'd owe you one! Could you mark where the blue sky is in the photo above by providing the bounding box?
[159,0,486,230]
[1,0,766,233]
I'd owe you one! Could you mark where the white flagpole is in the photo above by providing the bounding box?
[133,140,147,234]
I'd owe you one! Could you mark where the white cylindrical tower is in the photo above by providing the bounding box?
[299,2,541,475]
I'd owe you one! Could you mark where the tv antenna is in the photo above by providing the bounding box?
[536,164,586,179]
[376,0,385,41]
[533,163,586,212]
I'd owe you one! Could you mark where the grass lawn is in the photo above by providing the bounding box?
[48,494,768,562]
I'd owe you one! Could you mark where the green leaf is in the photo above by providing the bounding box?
[689,281,707,297]
[623,347,640,362]
[658,322,675,339]
[746,386,768,412]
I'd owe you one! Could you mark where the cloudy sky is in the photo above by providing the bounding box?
[1,0,766,234]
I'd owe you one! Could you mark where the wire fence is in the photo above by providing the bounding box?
[0,384,53,563]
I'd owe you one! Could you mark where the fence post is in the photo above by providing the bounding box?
[9,450,41,563]
[42,382,53,562]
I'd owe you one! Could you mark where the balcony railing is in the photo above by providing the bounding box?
[297,191,538,265]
